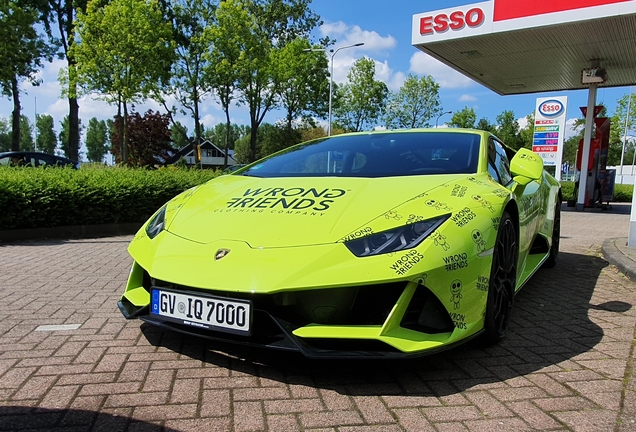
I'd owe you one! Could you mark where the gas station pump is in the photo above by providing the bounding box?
[574,114,612,208]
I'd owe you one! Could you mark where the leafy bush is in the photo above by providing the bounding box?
[615,184,633,202]
[560,181,575,201]
[560,181,632,202]
[0,166,219,230]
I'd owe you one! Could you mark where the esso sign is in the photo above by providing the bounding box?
[420,8,485,35]
[539,100,564,117]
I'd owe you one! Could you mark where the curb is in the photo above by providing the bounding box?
[0,223,143,242]
[601,237,636,283]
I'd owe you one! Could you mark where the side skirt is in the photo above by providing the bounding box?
[515,252,549,294]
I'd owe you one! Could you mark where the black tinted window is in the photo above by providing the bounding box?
[241,132,481,178]
[492,139,513,185]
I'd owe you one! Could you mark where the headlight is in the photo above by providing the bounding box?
[145,206,167,239]
[345,214,449,257]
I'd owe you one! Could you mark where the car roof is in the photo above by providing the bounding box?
[0,151,78,163]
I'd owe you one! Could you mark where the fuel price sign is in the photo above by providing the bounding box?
[532,96,567,179]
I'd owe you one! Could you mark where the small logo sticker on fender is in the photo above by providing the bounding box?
[215,249,231,261]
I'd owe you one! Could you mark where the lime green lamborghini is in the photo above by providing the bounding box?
[118,129,561,358]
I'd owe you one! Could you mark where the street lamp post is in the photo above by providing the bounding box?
[304,42,364,136]
[435,111,453,128]
[619,86,632,183]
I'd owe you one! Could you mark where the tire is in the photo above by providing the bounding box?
[482,211,518,345]
[543,202,560,268]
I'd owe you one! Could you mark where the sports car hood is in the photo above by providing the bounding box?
[166,174,471,248]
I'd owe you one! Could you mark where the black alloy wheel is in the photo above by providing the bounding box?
[482,211,518,345]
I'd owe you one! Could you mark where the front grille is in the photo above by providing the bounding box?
[149,274,406,327]
[144,309,288,346]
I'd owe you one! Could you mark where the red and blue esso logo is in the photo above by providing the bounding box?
[539,100,564,117]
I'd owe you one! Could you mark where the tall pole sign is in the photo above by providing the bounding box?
[532,96,568,180]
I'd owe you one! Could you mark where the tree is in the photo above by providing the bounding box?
[246,0,322,160]
[207,0,322,163]
[0,117,10,152]
[44,0,88,161]
[259,122,302,156]
[85,117,108,162]
[333,57,389,132]
[272,37,329,131]
[170,122,189,149]
[232,126,258,164]
[299,123,327,142]
[383,74,442,129]
[203,123,247,150]
[562,133,582,168]
[59,115,83,159]
[110,110,174,166]
[610,92,636,166]
[204,0,245,166]
[448,107,477,129]
[19,115,35,151]
[0,0,52,151]
[476,117,496,133]
[72,0,174,163]
[518,113,535,150]
[495,110,524,150]
[35,114,57,154]
[162,0,216,165]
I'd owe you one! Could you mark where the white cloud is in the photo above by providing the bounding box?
[388,71,407,92]
[319,22,396,52]
[316,21,400,89]
[320,21,349,37]
[374,60,406,92]
[518,116,528,130]
[564,118,582,140]
[201,113,223,127]
[342,25,396,52]
[22,59,65,99]
[330,54,358,84]
[459,94,477,102]
[409,51,475,89]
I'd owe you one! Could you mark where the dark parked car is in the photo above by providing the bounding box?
[0,151,79,169]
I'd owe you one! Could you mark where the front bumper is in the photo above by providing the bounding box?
[132,307,482,359]
[119,263,483,359]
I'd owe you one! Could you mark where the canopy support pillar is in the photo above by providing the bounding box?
[576,83,598,210]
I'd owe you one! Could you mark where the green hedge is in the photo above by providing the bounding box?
[560,181,633,202]
[1,167,632,231]
[0,166,219,230]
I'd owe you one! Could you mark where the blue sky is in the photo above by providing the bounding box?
[1,0,633,157]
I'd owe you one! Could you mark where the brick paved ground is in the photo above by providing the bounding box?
[1,203,635,431]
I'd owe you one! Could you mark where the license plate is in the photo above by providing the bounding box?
[150,288,251,335]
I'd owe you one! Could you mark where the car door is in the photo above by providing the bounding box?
[487,138,541,278]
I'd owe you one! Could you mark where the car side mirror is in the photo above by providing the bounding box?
[510,148,543,186]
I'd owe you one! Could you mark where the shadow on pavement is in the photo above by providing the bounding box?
[0,406,176,431]
[142,251,633,397]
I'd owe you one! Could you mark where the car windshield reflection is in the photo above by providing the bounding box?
[239,132,481,178]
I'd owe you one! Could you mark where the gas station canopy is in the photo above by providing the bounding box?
[412,0,636,95]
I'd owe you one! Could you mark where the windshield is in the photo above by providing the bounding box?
[239,131,481,178]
